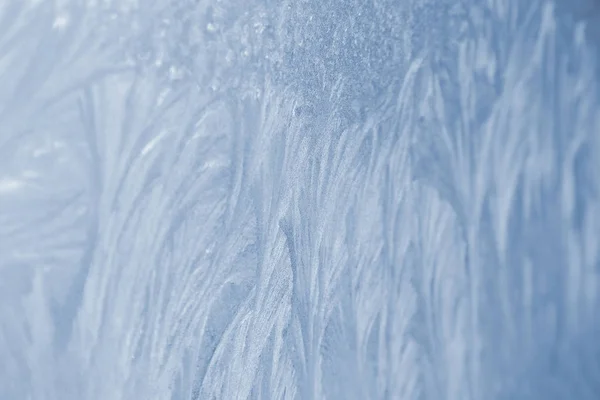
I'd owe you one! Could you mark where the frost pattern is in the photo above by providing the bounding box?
[1,0,599,399]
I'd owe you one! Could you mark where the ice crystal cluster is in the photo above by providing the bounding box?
[0,0,599,399]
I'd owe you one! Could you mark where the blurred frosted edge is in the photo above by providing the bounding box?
[0,0,599,399]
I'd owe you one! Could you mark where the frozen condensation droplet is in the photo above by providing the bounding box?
[169,66,184,80]
[52,14,70,30]
[0,178,24,194]
[206,23,217,33]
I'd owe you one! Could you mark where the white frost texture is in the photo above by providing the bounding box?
[1,0,599,399]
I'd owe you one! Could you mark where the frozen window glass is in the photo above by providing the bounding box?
[0,1,599,399]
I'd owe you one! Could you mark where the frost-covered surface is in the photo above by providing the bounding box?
[1,0,599,398]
